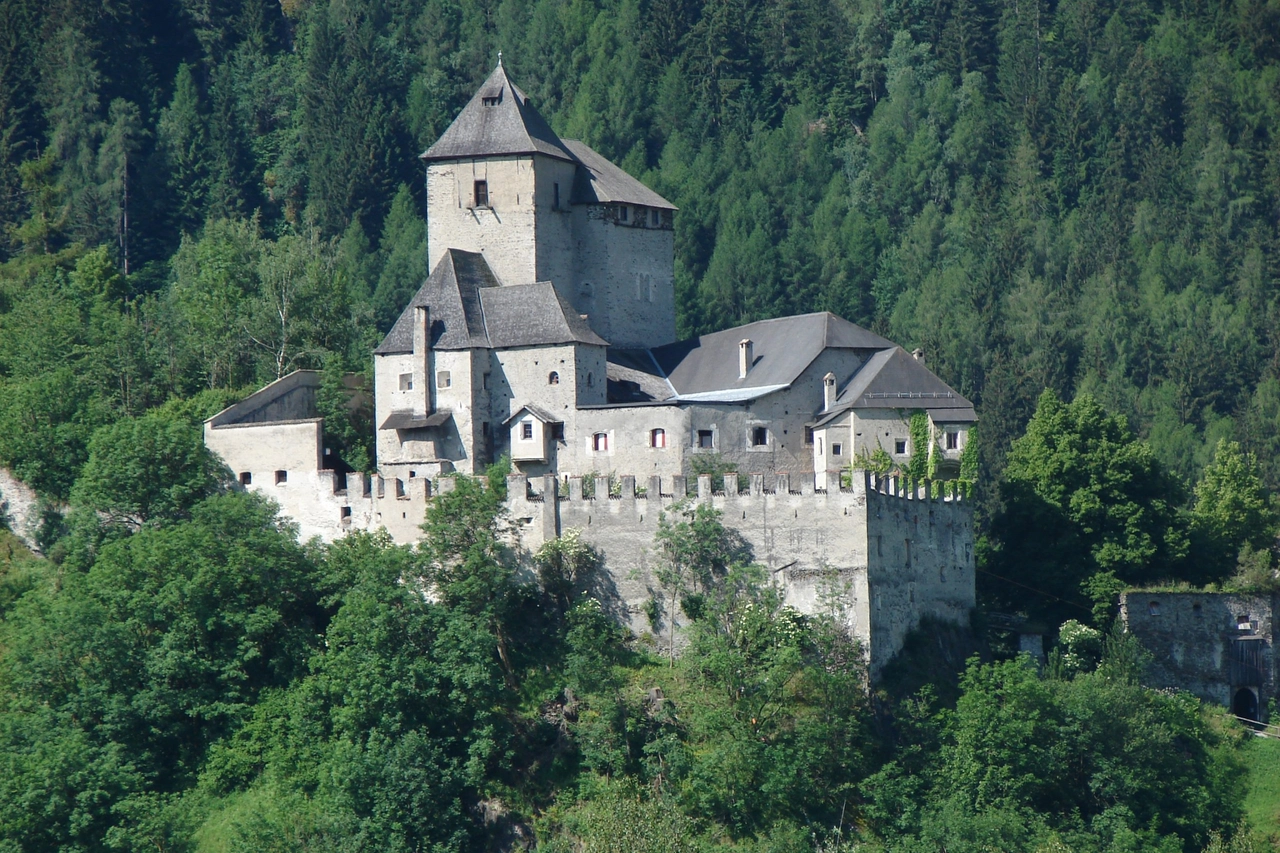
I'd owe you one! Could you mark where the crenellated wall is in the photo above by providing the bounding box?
[218,462,974,677]
[504,469,975,675]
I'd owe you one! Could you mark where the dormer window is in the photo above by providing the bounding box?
[474,180,489,207]
[480,86,502,106]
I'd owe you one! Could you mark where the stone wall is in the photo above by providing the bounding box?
[507,469,975,676]
[1121,591,1277,720]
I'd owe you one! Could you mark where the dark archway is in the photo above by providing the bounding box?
[1232,687,1259,721]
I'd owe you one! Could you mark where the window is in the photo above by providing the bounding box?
[340,506,352,521]
[945,431,959,450]
[437,370,451,388]
[554,182,560,208]
[804,426,814,445]
[398,373,413,391]
[239,472,252,486]
[618,205,628,221]
[521,421,534,441]
[548,371,560,385]
[1238,614,1253,631]
[1149,601,1161,616]
[474,180,489,207]
[817,437,823,454]
[586,372,594,387]
[651,208,660,226]
[894,439,907,454]
[592,432,609,452]
[698,429,714,449]
[650,428,666,448]
[482,372,490,390]
[275,470,287,485]
[550,423,565,441]
[832,442,843,456]
[1193,602,1203,615]
[751,426,768,447]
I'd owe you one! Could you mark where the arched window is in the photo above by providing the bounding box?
[650,428,666,448]
[592,432,609,452]
[548,371,560,385]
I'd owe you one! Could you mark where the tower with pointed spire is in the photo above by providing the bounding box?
[420,63,678,349]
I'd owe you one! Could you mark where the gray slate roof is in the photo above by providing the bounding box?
[503,404,561,425]
[651,313,895,398]
[421,64,576,163]
[375,249,607,355]
[812,347,975,426]
[561,140,677,210]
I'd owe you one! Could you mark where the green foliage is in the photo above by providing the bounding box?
[1189,440,1279,585]
[71,411,226,527]
[906,410,931,481]
[985,391,1189,628]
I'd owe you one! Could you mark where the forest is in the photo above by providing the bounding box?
[3,0,1280,847]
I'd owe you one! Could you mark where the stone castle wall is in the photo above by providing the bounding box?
[1121,591,1277,719]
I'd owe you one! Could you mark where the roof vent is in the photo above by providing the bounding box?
[823,372,837,410]
[739,339,753,379]
[912,348,925,363]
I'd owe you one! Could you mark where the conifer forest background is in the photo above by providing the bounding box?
[4,0,1280,849]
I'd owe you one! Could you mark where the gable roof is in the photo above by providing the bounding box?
[375,250,607,355]
[503,404,561,426]
[812,347,975,425]
[560,139,676,210]
[651,313,895,400]
[421,64,576,163]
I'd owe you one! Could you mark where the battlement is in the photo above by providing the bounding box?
[504,469,969,506]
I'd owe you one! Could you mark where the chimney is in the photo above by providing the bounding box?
[413,305,429,356]
[823,372,837,410]
[912,347,924,363]
[739,339,753,379]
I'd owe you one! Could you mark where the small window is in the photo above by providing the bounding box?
[554,182,560,208]
[549,371,560,385]
[521,420,534,441]
[275,470,287,485]
[340,506,352,522]
[437,370,451,388]
[1238,614,1253,631]
[832,442,843,456]
[1149,601,1161,616]
[550,423,565,441]
[650,428,666,448]
[618,205,628,221]
[946,431,958,450]
[239,472,252,486]
[593,432,609,452]
[586,372,594,387]
[894,439,907,455]
[409,470,416,478]
[482,373,490,390]
[1193,602,1203,615]
[399,373,413,391]
[651,208,660,226]
[817,437,824,454]
[474,180,489,207]
[698,429,714,449]
[751,426,768,447]
[804,426,814,445]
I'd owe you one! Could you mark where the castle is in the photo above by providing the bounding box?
[204,62,978,673]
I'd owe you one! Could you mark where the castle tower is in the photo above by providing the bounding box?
[420,62,677,349]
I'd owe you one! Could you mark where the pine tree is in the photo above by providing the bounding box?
[371,183,426,331]
[157,64,210,237]
[96,99,145,274]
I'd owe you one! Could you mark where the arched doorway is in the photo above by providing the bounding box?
[1232,687,1259,721]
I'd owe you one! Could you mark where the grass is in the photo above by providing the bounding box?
[1243,734,1280,843]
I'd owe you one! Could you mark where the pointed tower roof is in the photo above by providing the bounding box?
[420,63,576,163]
